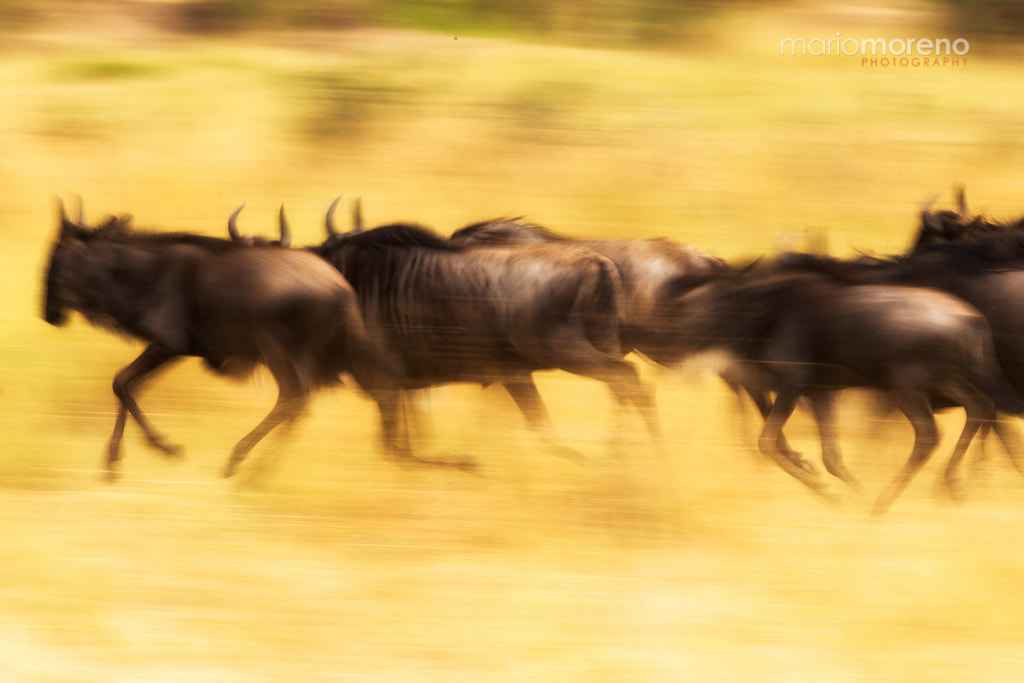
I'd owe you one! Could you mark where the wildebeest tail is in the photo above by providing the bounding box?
[572,255,627,356]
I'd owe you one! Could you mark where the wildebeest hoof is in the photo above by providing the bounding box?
[550,445,587,464]
[427,452,480,472]
[452,456,480,473]
[150,437,184,458]
[391,452,480,472]
[795,457,819,476]
[944,478,967,504]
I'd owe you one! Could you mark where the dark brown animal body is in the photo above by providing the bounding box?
[448,218,728,354]
[900,191,1024,476]
[789,190,1024,480]
[641,267,1023,514]
[43,206,387,479]
[310,221,660,463]
[446,216,810,466]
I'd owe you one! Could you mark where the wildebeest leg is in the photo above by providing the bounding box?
[718,364,809,473]
[872,392,941,516]
[577,358,661,440]
[964,413,1024,482]
[744,386,815,475]
[372,391,476,471]
[601,361,660,443]
[501,375,585,461]
[374,390,409,461]
[223,351,309,478]
[532,332,659,444]
[108,343,182,479]
[970,413,1024,479]
[403,389,435,444]
[808,390,866,499]
[757,386,828,493]
[991,413,1024,477]
[500,376,553,430]
[941,388,992,502]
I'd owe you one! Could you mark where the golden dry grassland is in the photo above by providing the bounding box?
[3,2,1024,681]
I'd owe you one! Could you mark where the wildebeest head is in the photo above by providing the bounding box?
[43,200,133,327]
[911,187,1024,262]
[911,185,1024,247]
[915,185,972,246]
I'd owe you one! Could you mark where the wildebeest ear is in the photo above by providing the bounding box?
[56,197,85,241]
[920,209,945,235]
[954,183,969,217]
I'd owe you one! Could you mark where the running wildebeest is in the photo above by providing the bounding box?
[448,216,728,354]
[785,190,1024,484]
[906,192,1024,476]
[638,263,1024,515]
[42,201,392,479]
[445,211,811,469]
[307,208,661,464]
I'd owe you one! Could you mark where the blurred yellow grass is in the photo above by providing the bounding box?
[3,3,1024,681]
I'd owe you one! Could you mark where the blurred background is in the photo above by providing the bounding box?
[4,1,1024,681]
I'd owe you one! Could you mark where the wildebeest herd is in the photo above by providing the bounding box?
[41,187,1024,515]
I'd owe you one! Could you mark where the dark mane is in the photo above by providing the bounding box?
[917,236,1024,274]
[771,246,1023,284]
[766,251,899,282]
[88,214,135,240]
[345,223,455,251]
[450,218,567,244]
[930,211,1024,235]
[83,214,239,251]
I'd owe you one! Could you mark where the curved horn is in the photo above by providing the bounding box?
[278,204,292,248]
[56,197,72,238]
[955,184,969,216]
[72,194,85,225]
[352,197,364,233]
[325,196,342,236]
[919,192,940,215]
[228,203,245,241]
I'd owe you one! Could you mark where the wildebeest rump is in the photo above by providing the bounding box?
[42,202,389,479]
[309,215,661,463]
[639,265,1024,514]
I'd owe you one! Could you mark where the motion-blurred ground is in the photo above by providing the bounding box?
[3,1,1024,681]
